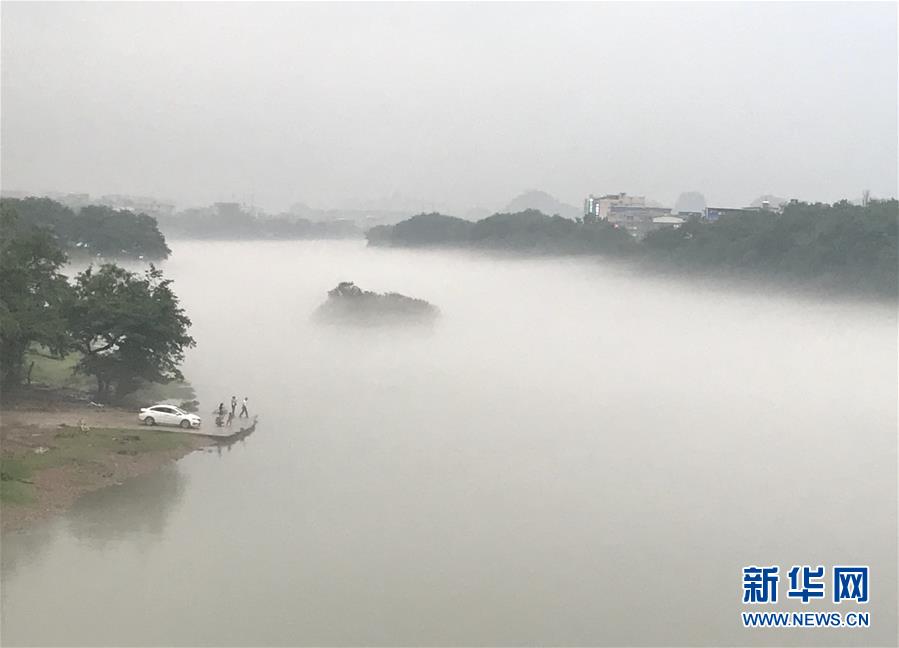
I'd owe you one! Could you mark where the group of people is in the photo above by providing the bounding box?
[215,396,249,427]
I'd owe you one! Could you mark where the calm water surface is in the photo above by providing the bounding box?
[2,240,896,646]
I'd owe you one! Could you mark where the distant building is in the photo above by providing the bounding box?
[651,215,686,229]
[705,207,755,222]
[674,210,703,220]
[98,194,175,217]
[584,192,646,221]
[608,205,672,238]
[705,200,782,222]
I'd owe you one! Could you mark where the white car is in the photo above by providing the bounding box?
[138,404,201,429]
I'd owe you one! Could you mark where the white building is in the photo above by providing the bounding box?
[606,205,672,238]
[651,215,686,228]
[584,193,646,220]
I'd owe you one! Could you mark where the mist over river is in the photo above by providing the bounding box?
[2,240,896,646]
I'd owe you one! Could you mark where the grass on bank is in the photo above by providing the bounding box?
[25,349,93,391]
[0,426,197,505]
[24,346,197,407]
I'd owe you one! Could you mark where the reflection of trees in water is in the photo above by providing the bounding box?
[0,522,60,580]
[1,467,186,577]
[2,429,258,577]
[64,465,187,546]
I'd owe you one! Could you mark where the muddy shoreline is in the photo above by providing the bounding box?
[0,397,215,532]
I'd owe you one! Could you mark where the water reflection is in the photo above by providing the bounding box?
[64,465,187,546]
[0,520,60,581]
[0,466,187,580]
[213,416,258,449]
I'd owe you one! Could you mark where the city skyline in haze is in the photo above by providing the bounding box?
[2,2,896,214]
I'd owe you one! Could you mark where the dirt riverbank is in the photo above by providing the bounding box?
[1,398,214,532]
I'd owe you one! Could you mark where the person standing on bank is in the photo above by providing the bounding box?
[230,396,237,417]
[239,397,249,418]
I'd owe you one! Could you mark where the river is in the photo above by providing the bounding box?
[2,240,896,646]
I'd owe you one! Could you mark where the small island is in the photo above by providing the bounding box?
[313,281,439,325]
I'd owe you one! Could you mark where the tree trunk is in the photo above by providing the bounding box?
[115,376,139,400]
[96,376,110,403]
[0,338,27,388]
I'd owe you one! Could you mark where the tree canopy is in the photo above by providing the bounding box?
[68,264,195,401]
[0,204,194,399]
[0,197,170,259]
[367,213,474,246]
[368,201,897,296]
[367,209,635,255]
[642,199,898,295]
[0,205,72,387]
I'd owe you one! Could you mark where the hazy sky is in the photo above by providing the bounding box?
[2,2,896,214]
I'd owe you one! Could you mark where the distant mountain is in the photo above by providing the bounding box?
[674,191,707,214]
[503,190,581,220]
[462,206,492,221]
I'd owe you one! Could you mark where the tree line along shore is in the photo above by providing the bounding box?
[4,194,896,297]
[1,194,895,528]
[366,200,898,298]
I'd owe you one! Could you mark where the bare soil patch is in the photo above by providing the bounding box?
[1,399,212,532]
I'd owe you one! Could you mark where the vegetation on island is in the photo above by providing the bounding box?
[367,209,637,255]
[1,197,171,259]
[367,200,898,297]
[314,281,439,324]
[0,204,194,401]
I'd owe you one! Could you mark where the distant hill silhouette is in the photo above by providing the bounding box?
[503,190,581,220]
[462,206,492,221]
[674,191,707,214]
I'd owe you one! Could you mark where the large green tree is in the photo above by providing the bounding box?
[0,205,72,387]
[74,205,170,258]
[67,264,195,401]
[0,197,171,260]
